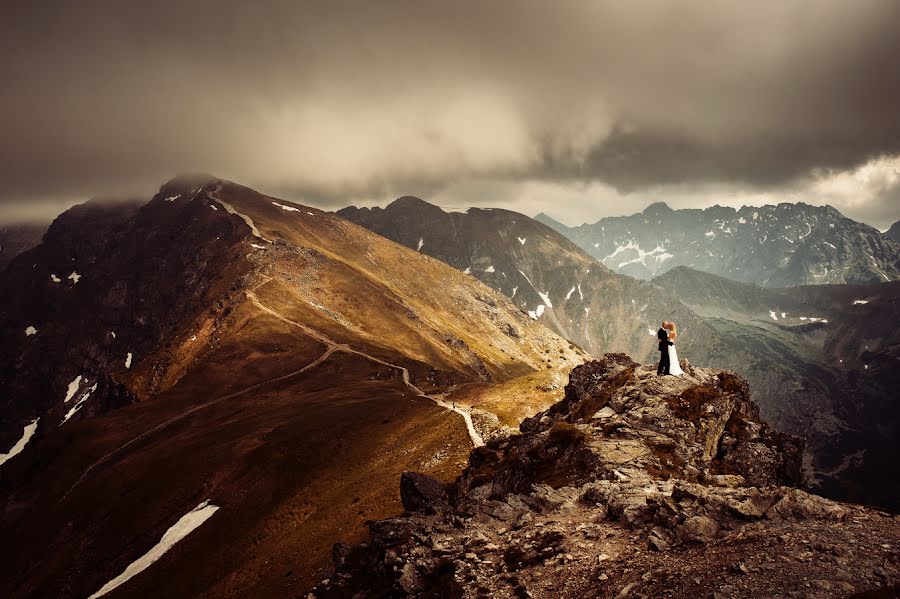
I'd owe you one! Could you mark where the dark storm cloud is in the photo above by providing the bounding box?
[1,1,899,224]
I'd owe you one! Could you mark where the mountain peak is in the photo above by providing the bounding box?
[386,195,441,211]
[642,201,672,214]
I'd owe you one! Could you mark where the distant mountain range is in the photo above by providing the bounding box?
[536,202,900,287]
[0,177,584,597]
[341,197,900,510]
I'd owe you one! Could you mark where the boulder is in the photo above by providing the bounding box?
[400,471,448,514]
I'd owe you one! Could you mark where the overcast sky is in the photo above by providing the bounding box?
[2,1,899,228]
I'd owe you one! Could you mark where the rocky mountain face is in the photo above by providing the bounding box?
[0,177,586,598]
[316,354,900,598]
[537,202,900,287]
[887,220,900,244]
[653,266,900,510]
[339,197,897,509]
[0,222,49,271]
[339,198,738,367]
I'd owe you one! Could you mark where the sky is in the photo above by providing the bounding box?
[1,1,899,229]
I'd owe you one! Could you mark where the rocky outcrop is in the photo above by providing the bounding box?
[315,354,900,598]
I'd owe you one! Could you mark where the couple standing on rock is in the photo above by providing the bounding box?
[656,321,684,376]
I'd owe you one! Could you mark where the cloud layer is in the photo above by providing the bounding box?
[1,1,899,226]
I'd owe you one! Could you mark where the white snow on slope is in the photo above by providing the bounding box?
[0,418,39,467]
[511,286,518,298]
[88,501,220,599]
[68,271,81,284]
[416,238,424,251]
[565,286,576,300]
[163,194,181,202]
[272,201,301,212]
[463,267,471,274]
[517,237,526,245]
[25,326,37,336]
[125,353,133,369]
[705,231,715,238]
[769,310,778,321]
[209,204,218,211]
[527,305,545,320]
[249,243,267,249]
[853,299,869,305]
[781,312,787,318]
[577,284,583,301]
[61,383,97,425]
[50,274,61,283]
[65,375,83,403]
[485,265,495,273]
[537,291,553,308]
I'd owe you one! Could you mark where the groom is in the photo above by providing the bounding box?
[657,321,673,375]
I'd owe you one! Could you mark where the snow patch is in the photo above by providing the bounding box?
[249,243,267,249]
[65,375,83,403]
[769,310,778,321]
[527,305,546,320]
[565,286,576,300]
[88,501,220,599]
[163,194,181,202]
[25,326,37,336]
[463,267,471,274]
[209,204,218,211]
[511,286,518,298]
[0,418,40,467]
[125,353,133,369]
[50,274,61,283]
[485,265,495,273]
[853,299,869,305]
[738,217,746,224]
[61,383,97,425]
[537,291,553,308]
[517,237,526,245]
[705,231,715,238]
[416,238,424,252]
[272,201,301,212]
[68,271,81,284]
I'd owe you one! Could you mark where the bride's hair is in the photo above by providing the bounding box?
[668,322,678,340]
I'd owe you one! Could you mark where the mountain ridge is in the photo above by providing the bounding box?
[538,202,900,287]
[0,176,586,598]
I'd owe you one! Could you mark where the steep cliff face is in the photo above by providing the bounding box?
[316,355,900,598]
[538,202,900,287]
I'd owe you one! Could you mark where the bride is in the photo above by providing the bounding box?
[666,322,684,377]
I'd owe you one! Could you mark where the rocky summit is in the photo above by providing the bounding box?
[314,354,900,598]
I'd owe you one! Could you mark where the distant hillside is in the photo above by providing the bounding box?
[537,202,900,287]
[0,222,48,270]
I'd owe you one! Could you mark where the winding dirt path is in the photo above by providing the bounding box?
[63,289,483,499]
[247,292,484,447]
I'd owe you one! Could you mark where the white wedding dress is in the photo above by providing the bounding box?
[668,342,684,376]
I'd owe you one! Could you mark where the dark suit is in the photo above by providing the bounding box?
[657,327,673,375]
